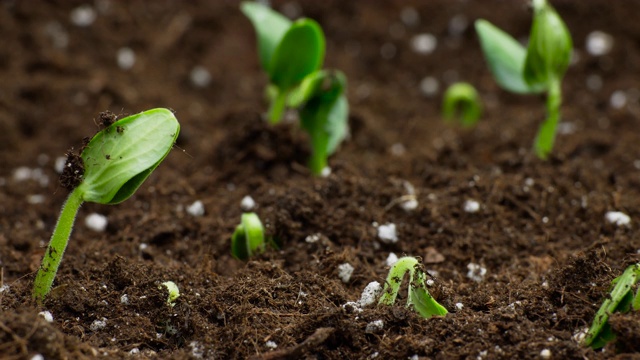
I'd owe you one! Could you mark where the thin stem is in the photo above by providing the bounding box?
[33,188,84,302]
[267,88,288,125]
[534,77,562,159]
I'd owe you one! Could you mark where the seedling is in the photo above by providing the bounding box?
[475,0,572,159]
[160,281,180,307]
[584,263,640,349]
[442,82,482,127]
[231,212,267,260]
[33,108,180,301]
[378,256,448,319]
[241,1,325,124]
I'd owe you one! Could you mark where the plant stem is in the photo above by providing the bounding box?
[267,88,288,125]
[33,188,84,302]
[534,77,561,159]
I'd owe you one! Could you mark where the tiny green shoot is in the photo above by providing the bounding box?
[33,108,180,302]
[584,263,640,349]
[475,0,572,159]
[241,1,325,124]
[442,82,482,127]
[231,212,267,260]
[160,281,180,307]
[378,256,448,319]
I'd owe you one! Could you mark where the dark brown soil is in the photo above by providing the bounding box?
[2,0,640,359]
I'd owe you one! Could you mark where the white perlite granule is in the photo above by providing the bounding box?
[385,253,398,267]
[605,211,630,226]
[265,341,277,349]
[365,320,384,333]
[85,213,108,232]
[358,281,382,307]
[467,263,487,282]
[337,263,355,283]
[90,318,107,331]
[187,200,205,217]
[240,195,256,211]
[463,199,480,213]
[377,223,398,243]
[38,311,54,323]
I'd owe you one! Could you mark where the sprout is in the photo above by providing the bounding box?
[231,212,267,260]
[33,109,180,301]
[241,2,325,124]
[378,256,448,319]
[475,0,572,159]
[241,2,349,175]
[160,281,180,307]
[584,263,640,349]
[442,82,482,127]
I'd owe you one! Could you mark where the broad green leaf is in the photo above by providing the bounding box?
[78,108,180,204]
[241,1,292,72]
[475,19,544,94]
[269,19,325,91]
[523,0,572,88]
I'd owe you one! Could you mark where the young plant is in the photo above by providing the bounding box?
[241,1,325,124]
[231,212,267,260]
[584,263,640,349]
[160,281,180,307]
[33,109,180,301]
[378,256,448,319]
[242,1,349,176]
[475,0,572,159]
[442,82,482,127]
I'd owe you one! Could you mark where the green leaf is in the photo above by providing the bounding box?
[585,264,640,348]
[269,19,325,91]
[231,213,266,260]
[77,108,180,204]
[410,285,450,319]
[241,1,292,72]
[523,0,573,88]
[298,71,348,175]
[475,19,544,94]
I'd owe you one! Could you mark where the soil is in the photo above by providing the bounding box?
[1,0,640,359]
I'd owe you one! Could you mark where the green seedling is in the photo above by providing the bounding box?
[584,263,640,349]
[231,212,268,260]
[378,256,448,319]
[475,0,572,159]
[241,1,325,124]
[442,82,482,127]
[242,1,349,175]
[33,109,180,301]
[160,281,180,307]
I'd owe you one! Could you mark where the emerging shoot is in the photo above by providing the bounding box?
[475,0,572,159]
[33,109,180,302]
[161,281,180,307]
[378,256,448,319]
[231,212,267,260]
[584,263,640,349]
[442,82,482,127]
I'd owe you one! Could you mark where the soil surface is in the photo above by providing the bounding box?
[2,1,640,359]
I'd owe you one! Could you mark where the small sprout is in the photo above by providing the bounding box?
[475,0,572,159]
[584,263,640,349]
[160,281,180,307]
[442,82,482,127]
[378,256,448,319]
[33,109,180,301]
[231,212,266,260]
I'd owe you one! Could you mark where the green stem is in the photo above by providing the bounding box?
[534,78,561,159]
[33,188,84,302]
[267,88,288,125]
[308,136,328,176]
